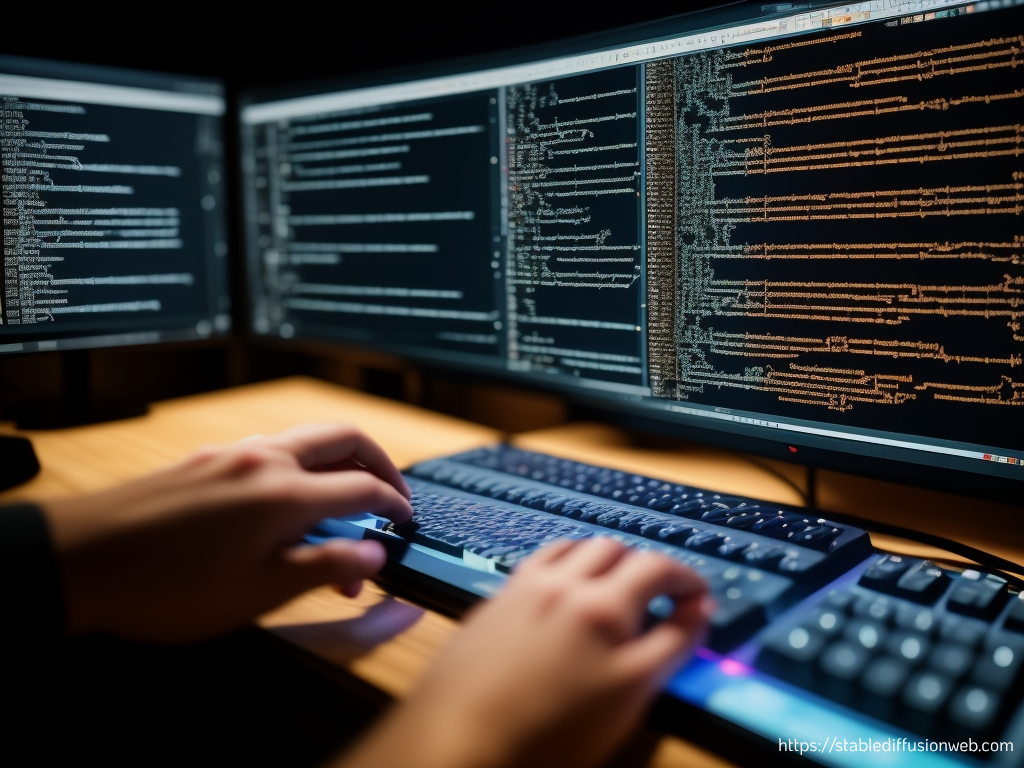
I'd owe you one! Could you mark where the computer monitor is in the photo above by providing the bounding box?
[0,56,231,355]
[240,0,1023,501]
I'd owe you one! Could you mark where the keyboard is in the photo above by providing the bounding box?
[315,445,872,650]
[308,445,1024,761]
[757,555,1024,745]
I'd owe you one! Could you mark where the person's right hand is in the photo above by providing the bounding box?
[43,423,413,643]
[340,537,713,768]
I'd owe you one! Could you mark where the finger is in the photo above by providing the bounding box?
[267,424,411,499]
[555,536,630,578]
[614,594,710,683]
[340,580,363,598]
[605,552,708,607]
[313,457,363,473]
[179,442,228,468]
[275,539,387,598]
[514,538,577,575]
[290,470,414,527]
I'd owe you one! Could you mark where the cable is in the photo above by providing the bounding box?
[819,508,1024,590]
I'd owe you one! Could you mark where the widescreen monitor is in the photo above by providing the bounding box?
[240,0,1023,499]
[0,56,231,355]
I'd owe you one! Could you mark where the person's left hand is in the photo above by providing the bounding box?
[43,423,413,643]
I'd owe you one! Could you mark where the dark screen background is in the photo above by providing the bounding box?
[0,101,215,338]
[249,92,499,352]
[662,8,1024,451]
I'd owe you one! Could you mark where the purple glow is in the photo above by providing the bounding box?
[719,659,749,676]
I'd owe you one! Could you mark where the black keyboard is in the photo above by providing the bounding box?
[309,444,1024,759]
[757,554,1024,745]
[406,445,870,582]
[315,445,872,651]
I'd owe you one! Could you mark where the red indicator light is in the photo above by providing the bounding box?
[788,446,798,453]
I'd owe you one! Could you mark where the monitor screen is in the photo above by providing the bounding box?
[241,0,1023,486]
[0,56,231,354]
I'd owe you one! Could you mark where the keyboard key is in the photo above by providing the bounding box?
[940,616,986,648]
[972,634,1024,691]
[853,595,895,624]
[756,625,827,687]
[886,630,930,665]
[902,670,954,714]
[946,572,1009,621]
[723,506,767,530]
[708,598,767,651]
[669,499,706,518]
[823,590,856,613]
[612,512,645,534]
[639,520,671,539]
[858,654,912,722]
[818,640,870,705]
[895,605,937,636]
[894,561,949,604]
[657,523,700,546]
[806,607,846,637]
[1004,594,1024,634]
[559,498,588,518]
[927,643,975,680]
[948,685,1001,733]
[859,554,912,593]
[684,530,729,554]
[789,522,843,552]
[843,618,887,651]
[501,486,532,504]
[542,495,572,513]
[820,640,870,680]
[741,543,788,569]
[715,540,750,559]
[519,490,550,510]
[861,655,911,698]
[748,513,802,540]
[777,552,806,574]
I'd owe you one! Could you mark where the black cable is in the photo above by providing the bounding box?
[819,508,1024,590]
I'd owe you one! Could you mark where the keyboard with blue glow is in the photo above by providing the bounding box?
[309,445,1024,764]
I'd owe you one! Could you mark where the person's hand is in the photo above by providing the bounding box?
[340,538,713,768]
[43,423,412,643]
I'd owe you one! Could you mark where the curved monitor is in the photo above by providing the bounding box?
[0,56,231,354]
[240,0,1023,499]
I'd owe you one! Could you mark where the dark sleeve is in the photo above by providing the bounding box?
[0,503,66,653]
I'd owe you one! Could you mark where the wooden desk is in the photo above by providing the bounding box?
[0,377,500,499]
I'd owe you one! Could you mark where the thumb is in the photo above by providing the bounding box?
[276,539,388,596]
[616,592,714,683]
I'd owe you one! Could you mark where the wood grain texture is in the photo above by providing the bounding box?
[0,376,501,501]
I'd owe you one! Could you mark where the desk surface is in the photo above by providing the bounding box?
[5,376,1020,768]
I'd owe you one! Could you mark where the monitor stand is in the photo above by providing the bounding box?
[7,349,148,430]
